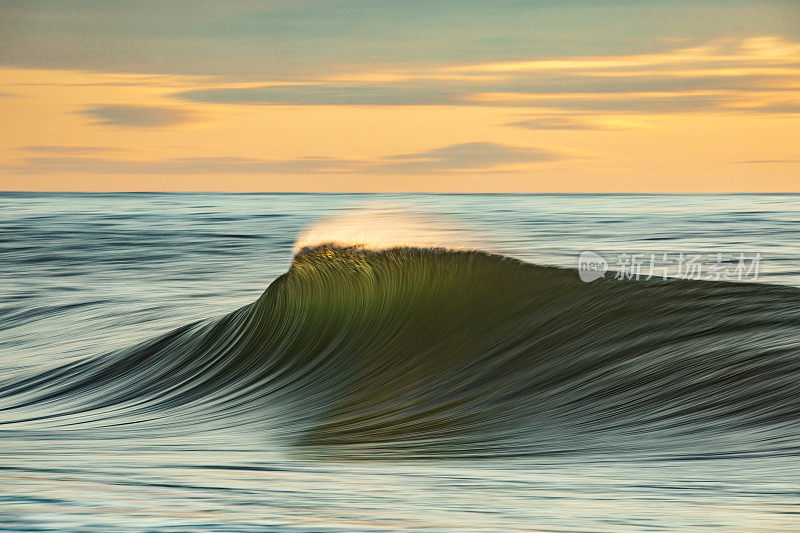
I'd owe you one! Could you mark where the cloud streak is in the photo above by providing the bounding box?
[21,145,116,154]
[78,104,199,127]
[1,156,352,175]
[374,142,560,173]
[735,159,800,164]
[172,37,800,115]
[509,116,623,130]
[2,143,565,176]
[178,85,455,106]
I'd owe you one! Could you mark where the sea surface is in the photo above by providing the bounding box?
[1,193,799,532]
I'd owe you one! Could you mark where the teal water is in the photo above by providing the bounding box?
[1,193,799,531]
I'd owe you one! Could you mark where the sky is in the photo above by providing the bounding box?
[1,1,798,192]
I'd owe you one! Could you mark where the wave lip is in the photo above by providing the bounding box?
[2,244,800,459]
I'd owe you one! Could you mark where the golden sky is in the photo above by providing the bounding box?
[1,2,798,192]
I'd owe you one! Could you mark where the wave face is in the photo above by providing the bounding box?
[2,245,800,459]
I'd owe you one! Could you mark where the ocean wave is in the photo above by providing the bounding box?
[2,245,799,459]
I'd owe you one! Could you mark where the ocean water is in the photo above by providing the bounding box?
[1,192,799,532]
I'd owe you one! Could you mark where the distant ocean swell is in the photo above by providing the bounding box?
[1,245,799,459]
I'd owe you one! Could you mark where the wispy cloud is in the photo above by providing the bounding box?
[0,156,352,175]
[178,85,454,106]
[78,104,199,127]
[735,159,800,164]
[172,37,800,115]
[509,116,624,130]
[2,143,565,176]
[373,142,561,173]
[443,37,800,74]
[21,145,116,154]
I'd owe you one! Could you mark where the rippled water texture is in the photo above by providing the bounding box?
[1,193,799,531]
